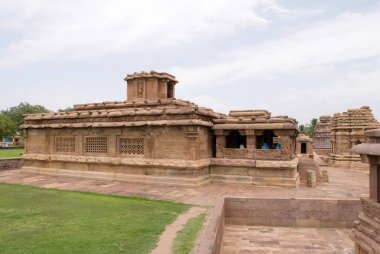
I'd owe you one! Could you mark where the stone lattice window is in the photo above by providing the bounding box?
[55,137,75,153]
[85,137,108,154]
[119,138,144,155]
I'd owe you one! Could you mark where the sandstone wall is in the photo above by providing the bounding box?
[0,158,23,170]
[225,197,362,228]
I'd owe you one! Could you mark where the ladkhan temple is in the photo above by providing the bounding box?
[22,71,300,187]
[21,71,379,189]
[10,71,380,254]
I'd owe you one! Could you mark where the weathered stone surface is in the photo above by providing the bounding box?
[22,71,301,188]
[351,128,380,253]
[297,156,329,184]
[306,170,316,187]
[313,115,332,159]
[331,106,380,170]
[224,197,362,228]
[0,158,22,170]
[296,134,314,158]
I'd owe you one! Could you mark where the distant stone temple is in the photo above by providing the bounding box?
[296,134,314,159]
[313,115,332,156]
[22,71,301,187]
[330,106,380,170]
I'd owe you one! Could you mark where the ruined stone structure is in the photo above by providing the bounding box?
[352,129,380,253]
[296,134,314,159]
[330,106,379,170]
[212,110,299,187]
[22,71,300,187]
[313,115,332,157]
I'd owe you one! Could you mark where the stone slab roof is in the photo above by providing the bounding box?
[124,70,178,83]
[212,110,298,130]
[22,98,225,129]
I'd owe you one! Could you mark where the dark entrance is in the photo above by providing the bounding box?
[256,130,276,149]
[211,135,216,158]
[226,130,246,148]
[167,82,174,98]
[301,143,307,154]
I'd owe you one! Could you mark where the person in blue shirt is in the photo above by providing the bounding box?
[275,143,281,150]
[261,143,269,149]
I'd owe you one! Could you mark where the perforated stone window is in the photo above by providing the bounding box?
[85,137,108,154]
[119,138,144,156]
[55,137,75,153]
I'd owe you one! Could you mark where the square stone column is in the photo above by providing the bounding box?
[351,128,380,254]
[215,130,226,158]
[245,130,255,159]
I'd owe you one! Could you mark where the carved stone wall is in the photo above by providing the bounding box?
[313,115,332,156]
[330,106,380,169]
[22,71,303,187]
[296,134,314,158]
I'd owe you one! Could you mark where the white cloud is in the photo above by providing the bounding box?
[0,0,286,67]
[172,7,380,87]
[1,1,379,124]
[169,5,380,123]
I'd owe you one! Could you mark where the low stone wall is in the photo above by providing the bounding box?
[196,200,225,254]
[225,197,362,228]
[0,158,23,170]
[212,201,225,254]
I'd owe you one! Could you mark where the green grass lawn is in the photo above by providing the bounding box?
[0,148,24,158]
[0,183,190,254]
[172,213,205,254]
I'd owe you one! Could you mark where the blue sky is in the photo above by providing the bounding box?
[1,0,379,124]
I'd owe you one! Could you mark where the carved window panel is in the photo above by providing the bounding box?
[55,137,75,153]
[85,137,108,154]
[119,138,144,156]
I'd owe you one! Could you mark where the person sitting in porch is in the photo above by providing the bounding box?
[275,143,281,150]
[239,144,245,149]
[261,143,269,149]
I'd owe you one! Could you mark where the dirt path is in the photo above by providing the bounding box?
[150,206,206,254]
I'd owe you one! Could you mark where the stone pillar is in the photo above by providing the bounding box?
[246,130,255,159]
[215,130,225,158]
[108,134,117,157]
[187,126,199,160]
[351,128,380,254]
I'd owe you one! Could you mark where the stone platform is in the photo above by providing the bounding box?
[0,166,369,253]
[222,225,354,254]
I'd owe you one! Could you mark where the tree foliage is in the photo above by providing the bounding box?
[1,102,51,128]
[58,107,74,112]
[299,118,318,137]
[0,114,17,139]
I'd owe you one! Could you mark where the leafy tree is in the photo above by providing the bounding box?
[1,102,51,129]
[299,124,306,134]
[298,118,318,137]
[58,106,74,112]
[308,118,318,137]
[0,114,17,139]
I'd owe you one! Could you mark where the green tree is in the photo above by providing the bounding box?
[58,106,74,112]
[298,118,318,137]
[1,102,51,129]
[0,114,17,139]
[307,118,318,137]
[299,124,306,134]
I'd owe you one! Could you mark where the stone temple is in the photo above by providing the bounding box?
[330,106,380,170]
[22,71,300,187]
[313,115,332,158]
